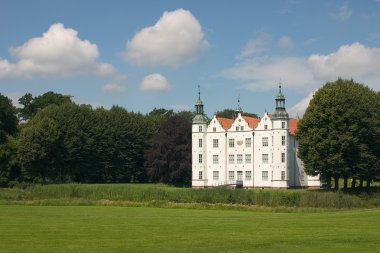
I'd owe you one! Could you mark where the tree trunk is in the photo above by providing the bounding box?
[343,176,348,190]
[334,175,339,191]
[351,177,356,189]
[366,179,371,189]
[326,175,332,191]
[359,177,364,188]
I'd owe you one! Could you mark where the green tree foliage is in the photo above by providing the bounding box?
[296,79,379,190]
[17,103,157,184]
[144,114,192,186]
[0,93,19,186]
[215,109,257,119]
[18,91,72,121]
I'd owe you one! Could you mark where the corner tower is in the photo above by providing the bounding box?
[192,86,208,188]
[271,84,290,188]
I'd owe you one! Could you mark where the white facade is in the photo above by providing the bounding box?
[192,87,320,188]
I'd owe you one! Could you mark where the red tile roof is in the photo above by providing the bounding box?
[289,118,298,135]
[242,116,260,128]
[216,117,234,130]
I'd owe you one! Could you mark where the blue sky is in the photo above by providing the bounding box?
[1,0,380,117]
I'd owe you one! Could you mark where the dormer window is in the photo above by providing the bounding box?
[264,125,268,130]
[240,126,244,131]
[213,127,216,132]
[236,126,239,131]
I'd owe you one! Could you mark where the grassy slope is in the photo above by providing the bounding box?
[0,205,379,253]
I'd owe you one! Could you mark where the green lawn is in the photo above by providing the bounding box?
[0,205,379,253]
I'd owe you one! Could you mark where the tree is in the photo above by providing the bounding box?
[215,109,257,119]
[0,93,19,186]
[144,114,192,186]
[296,79,379,190]
[18,91,72,121]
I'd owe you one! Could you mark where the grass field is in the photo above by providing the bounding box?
[0,205,379,253]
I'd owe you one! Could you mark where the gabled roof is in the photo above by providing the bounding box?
[216,117,234,130]
[242,116,260,128]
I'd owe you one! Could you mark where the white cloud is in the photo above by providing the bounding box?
[278,36,294,49]
[124,8,208,67]
[330,4,352,22]
[103,83,126,93]
[0,23,116,78]
[308,43,380,88]
[288,90,317,118]
[140,73,171,92]
[238,34,271,58]
[223,56,316,90]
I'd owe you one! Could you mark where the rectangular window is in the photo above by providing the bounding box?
[262,154,268,164]
[198,154,203,164]
[237,154,243,164]
[199,171,203,180]
[198,138,202,148]
[213,139,219,148]
[213,171,219,181]
[264,125,268,130]
[282,136,286,146]
[213,155,219,164]
[237,171,243,180]
[245,154,252,164]
[236,126,239,131]
[262,171,268,181]
[213,127,216,132]
[262,137,268,147]
[281,171,286,180]
[240,126,244,131]
[245,138,251,147]
[281,153,285,163]
[245,171,252,180]
[282,122,285,128]
[228,138,234,148]
[228,154,234,164]
[228,171,235,180]
[199,126,202,132]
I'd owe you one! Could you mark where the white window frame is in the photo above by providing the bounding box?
[262,154,268,164]
[237,154,243,164]
[245,154,251,164]
[281,171,286,180]
[281,153,285,163]
[228,171,235,180]
[199,138,202,148]
[245,138,251,148]
[228,154,235,164]
[262,137,268,147]
[262,171,268,181]
[213,171,219,181]
[199,171,203,180]
[213,155,219,164]
[245,171,252,180]
[199,126,202,132]
[213,139,219,148]
[198,154,203,164]
[282,136,286,146]
[228,138,234,148]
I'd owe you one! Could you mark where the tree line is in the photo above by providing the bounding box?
[0,92,193,186]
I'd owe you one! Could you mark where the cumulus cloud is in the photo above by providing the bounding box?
[238,34,271,58]
[103,83,126,93]
[288,90,317,118]
[278,36,294,49]
[330,4,352,22]
[140,73,171,92]
[0,23,116,78]
[308,43,380,85]
[124,9,208,67]
[223,56,316,90]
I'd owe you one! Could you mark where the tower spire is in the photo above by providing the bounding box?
[273,81,288,119]
[193,85,208,124]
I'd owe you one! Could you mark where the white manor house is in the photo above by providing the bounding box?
[191,86,320,188]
